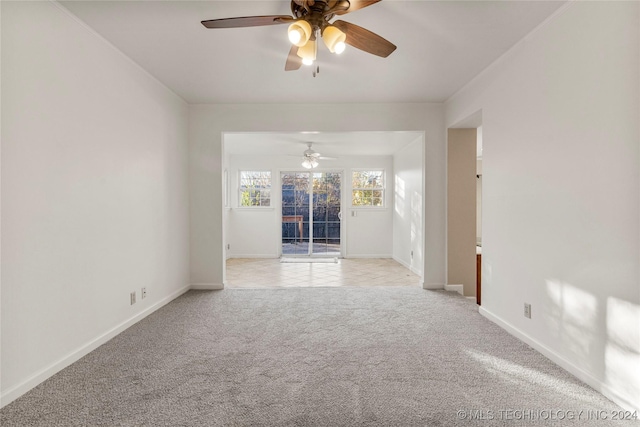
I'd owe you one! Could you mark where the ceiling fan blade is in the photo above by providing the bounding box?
[285,46,303,71]
[319,156,338,160]
[201,15,293,29]
[332,20,396,57]
[332,0,381,16]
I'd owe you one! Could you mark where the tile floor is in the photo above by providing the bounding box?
[281,242,340,256]
[225,258,422,288]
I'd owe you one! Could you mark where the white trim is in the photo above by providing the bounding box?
[0,284,191,408]
[393,255,411,269]
[392,256,423,278]
[479,306,640,412]
[346,255,393,259]
[444,284,464,295]
[410,265,423,277]
[423,282,445,290]
[392,255,423,278]
[228,254,277,259]
[190,283,224,290]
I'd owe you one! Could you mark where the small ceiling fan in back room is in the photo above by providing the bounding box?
[297,143,337,169]
[201,0,396,74]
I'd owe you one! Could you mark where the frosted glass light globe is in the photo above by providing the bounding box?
[288,29,302,45]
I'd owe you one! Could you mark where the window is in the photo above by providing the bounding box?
[239,171,271,207]
[352,170,384,207]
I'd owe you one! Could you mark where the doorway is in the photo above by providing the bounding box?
[446,113,482,304]
[221,131,427,289]
[281,171,342,257]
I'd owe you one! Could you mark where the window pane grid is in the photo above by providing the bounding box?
[352,170,384,207]
[239,171,271,207]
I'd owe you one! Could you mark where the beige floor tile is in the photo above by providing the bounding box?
[225,258,421,289]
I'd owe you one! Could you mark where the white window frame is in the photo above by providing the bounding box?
[351,169,385,207]
[238,170,272,207]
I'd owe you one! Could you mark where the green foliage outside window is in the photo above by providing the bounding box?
[239,171,271,207]
[352,170,384,207]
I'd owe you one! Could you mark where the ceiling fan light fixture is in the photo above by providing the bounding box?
[201,1,396,72]
[322,25,347,54]
[296,39,317,65]
[288,20,312,47]
[302,157,319,169]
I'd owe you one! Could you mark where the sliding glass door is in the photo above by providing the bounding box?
[281,171,341,257]
[311,172,341,255]
[281,172,310,255]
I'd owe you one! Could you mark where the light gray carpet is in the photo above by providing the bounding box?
[1,288,635,426]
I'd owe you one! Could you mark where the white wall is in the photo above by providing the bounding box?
[1,1,190,406]
[190,103,446,288]
[225,156,280,258]
[226,153,394,259]
[392,137,424,275]
[446,2,639,410]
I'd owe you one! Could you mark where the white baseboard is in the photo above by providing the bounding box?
[228,254,276,259]
[345,254,393,259]
[392,256,424,279]
[423,282,445,290]
[190,283,224,290]
[479,306,639,412]
[0,284,191,408]
[410,266,424,277]
[444,284,464,295]
[392,256,411,269]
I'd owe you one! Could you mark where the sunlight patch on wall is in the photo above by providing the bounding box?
[410,190,422,241]
[411,190,423,271]
[394,175,405,218]
[605,297,640,407]
[545,279,599,371]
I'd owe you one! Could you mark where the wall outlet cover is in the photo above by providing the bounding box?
[524,303,531,319]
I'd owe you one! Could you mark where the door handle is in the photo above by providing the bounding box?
[338,211,342,220]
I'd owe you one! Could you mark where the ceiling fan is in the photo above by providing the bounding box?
[201,0,396,71]
[299,143,336,169]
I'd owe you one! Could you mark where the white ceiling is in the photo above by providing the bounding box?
[59,0,565,104]
[224,131,423,157]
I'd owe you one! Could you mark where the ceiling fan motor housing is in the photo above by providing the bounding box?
[201,0,396,72]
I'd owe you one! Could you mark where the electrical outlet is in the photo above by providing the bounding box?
[524,303,531,319]
[130,291,136,305]
[141,287,147,299]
